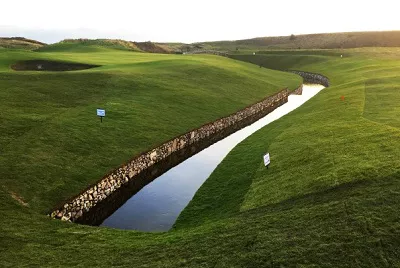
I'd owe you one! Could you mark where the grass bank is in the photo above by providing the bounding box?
[1,47,400,267]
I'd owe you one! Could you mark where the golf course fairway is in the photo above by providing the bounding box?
[1,46,400,267]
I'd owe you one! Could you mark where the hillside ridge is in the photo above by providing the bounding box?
[4,31,400,52]
[0,37,46,49]
[195,30,400,51]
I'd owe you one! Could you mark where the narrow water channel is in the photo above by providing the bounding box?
[101,84,325,231]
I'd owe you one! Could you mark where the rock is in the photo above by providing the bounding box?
[76,210,83,218]
[150,151,157,161]
[172,140,178,151]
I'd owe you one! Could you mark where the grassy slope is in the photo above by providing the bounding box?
[0,47,299,213]
[1,46,400,267]
[175,49,400,265]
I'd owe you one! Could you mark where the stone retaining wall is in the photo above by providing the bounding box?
[50,85,303,224]
[185,50,229,57]
[288,70,330,87]
[291,85,303,95]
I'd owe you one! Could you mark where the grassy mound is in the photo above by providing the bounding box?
[0,37,45,50]
[1,46,400,267]
[37,39,175,53]
[175,49,400,265]
[35,39,142,53]
[0,48,299,214]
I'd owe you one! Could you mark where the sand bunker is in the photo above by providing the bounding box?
[11,60,100,71]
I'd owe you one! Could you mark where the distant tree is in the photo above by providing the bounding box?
[290,34,296,41]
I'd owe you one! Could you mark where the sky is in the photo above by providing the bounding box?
[1,0,400,44]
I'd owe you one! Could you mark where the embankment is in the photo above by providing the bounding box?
[50,71,328,225]
[51,87,296,224]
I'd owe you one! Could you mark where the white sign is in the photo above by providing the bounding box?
[97,109,105,117]
[263,153,270,166]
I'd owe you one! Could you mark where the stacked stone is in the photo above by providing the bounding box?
[187,50,229,57]
[51,87,294,222]
[291,84,303,95]
[288,71,329,87]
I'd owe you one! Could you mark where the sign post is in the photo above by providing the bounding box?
[97,109,105,123]
[263,153,270,169]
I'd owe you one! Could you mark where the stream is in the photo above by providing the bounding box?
[101,84,325,231]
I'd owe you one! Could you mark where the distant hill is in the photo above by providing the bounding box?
[0,37,46,50]
[133,41,173,53]
[37,39,174,53]
[191,31,400,52]
[36,39,142,52]
[4,31,400,53]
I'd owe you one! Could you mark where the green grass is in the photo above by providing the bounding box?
[1,46,400,267]
[35,39,141,53]
[364,77,400,128]
[0,48,300,214]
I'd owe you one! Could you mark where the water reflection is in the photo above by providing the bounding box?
[101,84,325,231]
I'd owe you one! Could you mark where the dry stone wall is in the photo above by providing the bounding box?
[291,85,303,95]
[185,50,229,57]
[288,70,330,87]
[50,85,303,224]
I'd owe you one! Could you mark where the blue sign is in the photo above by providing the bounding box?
[97,109,105,117]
